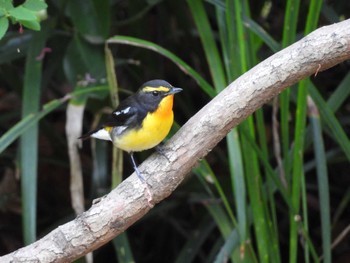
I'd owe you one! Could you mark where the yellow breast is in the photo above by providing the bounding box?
[112,95,174,152]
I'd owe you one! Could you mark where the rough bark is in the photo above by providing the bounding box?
[2,19,350,263]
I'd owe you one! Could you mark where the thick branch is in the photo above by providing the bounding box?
[2,19,350,263]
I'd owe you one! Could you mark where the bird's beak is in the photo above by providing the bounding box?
[169,87,183,94]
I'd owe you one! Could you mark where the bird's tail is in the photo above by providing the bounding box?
[78,129,98,140]
[78,127,112,141]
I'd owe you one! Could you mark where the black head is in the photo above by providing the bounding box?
[136,79,182,110]
[141,79,173,89]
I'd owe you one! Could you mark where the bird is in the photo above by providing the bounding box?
[80,79,182,183]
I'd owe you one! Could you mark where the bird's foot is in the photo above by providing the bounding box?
[155,145,170,162]
[134,166,154,207]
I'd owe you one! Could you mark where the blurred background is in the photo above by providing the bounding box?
[0,0,350,262]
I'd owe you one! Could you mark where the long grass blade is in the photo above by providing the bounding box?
[107,36,215,98]
[308,97,331,263]
[111,232,134,263]
[194,163,242,262]
[233,1,272,261]
[215,1,248,249]
[279,0,301,188]
[309,85,350,161]
[242,16,281,52]
[214,229,240,263]
[175,215,216,263]
[327,72,350,112]
[193,161,236,225]
[289,1,323,261]
[187,0,226,91]
[20,28,47,244]
[105,44,124,188]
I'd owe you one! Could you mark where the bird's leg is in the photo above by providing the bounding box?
[155,142,170,162]
[129,152,146,183]
[129,152,153,206]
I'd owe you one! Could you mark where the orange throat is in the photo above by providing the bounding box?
[155,94,174,119]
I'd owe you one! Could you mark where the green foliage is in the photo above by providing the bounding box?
[0,0,47,39]
[0,0,349,262]
[0,16,9,39]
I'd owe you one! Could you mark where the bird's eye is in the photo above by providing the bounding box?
[152,91,159,96]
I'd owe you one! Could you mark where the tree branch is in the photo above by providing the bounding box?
[2,19,350,263]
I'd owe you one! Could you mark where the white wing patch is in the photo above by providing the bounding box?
[91,129,112,141]
[115,126,128,136]
[114,107,131,116]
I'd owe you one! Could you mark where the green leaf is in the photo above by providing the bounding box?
[0,0,14,10]
[214,229,240,263]
[112,233,135,263]
[63,34,106,89]
[309,103,331,263]
[8,6,36,21]
[242,16,281,52]
[23,0,47,12]
[20,19,40,30]
[327,72,350,112]
[20,28,48,244]
[66,0,109,41]
[176,215,216,263]
[0,16,9,40]
[0,33,31,64]
[309,85,350,161]
[92,0,110,38]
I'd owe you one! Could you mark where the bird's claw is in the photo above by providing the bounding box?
[155,145,170,162]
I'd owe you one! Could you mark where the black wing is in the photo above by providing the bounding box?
[103,96,140,128]
[80,95,146,139]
